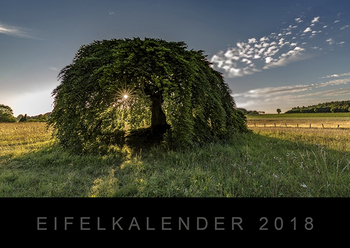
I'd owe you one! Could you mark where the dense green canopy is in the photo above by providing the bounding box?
[49,38,248,154]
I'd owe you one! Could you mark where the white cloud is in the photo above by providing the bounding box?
[0,22,37,39]
[224,49,234,58]
[263,46,305,69]
[211,12,349,78]
[242,58,252,64]
[311,16,320,23]
[0,23,19,35]
[211,55,224,68]
[265,57,273,64]
[295,17,303,23]
[258,48,265,55]
[303,27,312,33]
[316,78,350,88]
[48,66,60,71]
[293,87,350,99]
[278,38,286,46]
[233,77,350,112]
[321,72,350,78]
[234,84,311,98]
[248,38,257,43]
[260,36,269,42]
[264,46,279,56]
[236,42,244,48]
[340,25,350,30]
[229,68,240,77]
[326,38,335,45]
[327,74,339,78]
[294,46,304,51]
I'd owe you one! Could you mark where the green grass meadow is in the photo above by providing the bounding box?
[0,115,349,197]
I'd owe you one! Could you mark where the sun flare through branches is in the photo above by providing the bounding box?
[111,83,136,109]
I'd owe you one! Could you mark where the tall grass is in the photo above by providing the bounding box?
[0,122,349,197]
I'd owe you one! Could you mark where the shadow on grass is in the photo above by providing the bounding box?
[1,130,349,197]
[0,143,125,197]
[125,127,166,152]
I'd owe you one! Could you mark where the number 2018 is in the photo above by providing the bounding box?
[259,217,313,230]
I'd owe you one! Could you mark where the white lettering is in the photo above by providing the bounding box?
[197,217,208,230]
[162,217,172,230]
[232,217,243,230]
[146,217,155,230]
[97,217,106,230]
[64,217,74,230]
[54,217,57,230]
[37,217,47,230]
[112,217,123,230]
[128,217,140,230]
[80,217,90,230]
[179,217,189,230]
[215,217,225,230]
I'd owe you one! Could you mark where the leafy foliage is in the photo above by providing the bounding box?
[19,114,27,122]
[286,100,350,113]
[48,38,248,154]
[0,104,16,122]
[18,113,50,122]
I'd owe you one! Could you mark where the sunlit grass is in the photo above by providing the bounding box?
[250,127,350,152]
[247,112,350,128]
[0,122,349,197]
[0,122,53,159]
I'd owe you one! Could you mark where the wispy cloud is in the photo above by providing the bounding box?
[316,78,350,88]
[211,13,349,78]
[340,25,350,30]
[311,16,320,23]
[235,75,350,98]
[0,22,38,39]
[288,87,350,100]
[234,84,311,98]
[233,74,350,110]
[48,66,60,72]
[321,72,350,78]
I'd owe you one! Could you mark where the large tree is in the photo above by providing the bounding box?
[0,104,16,122]
[49,38,248,154]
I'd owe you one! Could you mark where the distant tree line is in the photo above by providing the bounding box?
[285,100,350,113]
[0,104,50,122]
[237,108,265,115]
[16,113,51,122]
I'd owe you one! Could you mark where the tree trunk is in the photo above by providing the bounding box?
[150,94,169,135]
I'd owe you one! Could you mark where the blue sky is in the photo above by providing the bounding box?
[1,0,350,116]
